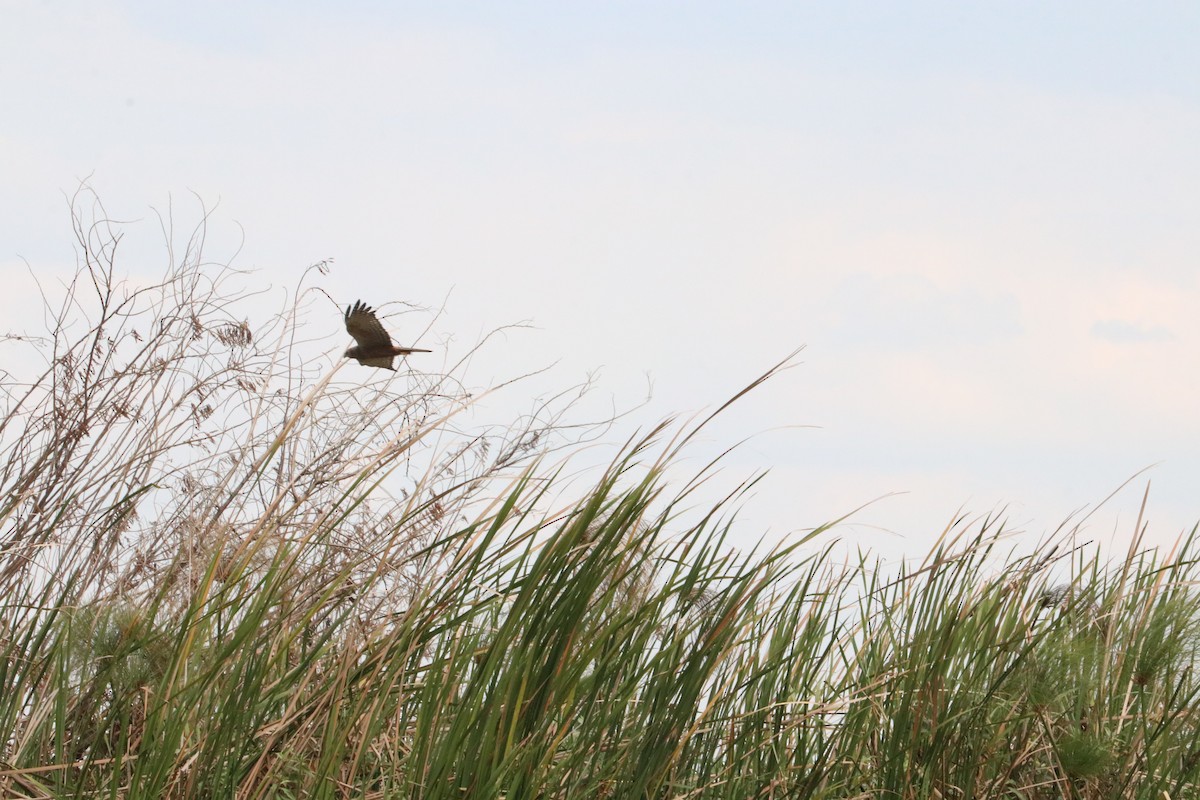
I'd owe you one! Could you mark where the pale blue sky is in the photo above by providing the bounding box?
[3,2,1198,559]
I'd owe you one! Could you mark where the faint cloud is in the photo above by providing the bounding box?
[826,272,1022,348]
[1090,319,1174,343]
[564,113,685,146]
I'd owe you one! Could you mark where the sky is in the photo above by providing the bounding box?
[3,2,1199,563]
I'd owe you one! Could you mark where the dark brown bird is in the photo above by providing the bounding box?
[343,300,431,370]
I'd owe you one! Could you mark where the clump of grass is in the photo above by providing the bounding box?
[1,189,1199,799]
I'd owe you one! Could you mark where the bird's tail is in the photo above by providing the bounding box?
[396,347,432,355]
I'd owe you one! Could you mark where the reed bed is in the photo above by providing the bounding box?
[1,192,1198,799]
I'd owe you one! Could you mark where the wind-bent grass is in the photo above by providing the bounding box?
[2,191,1199,798]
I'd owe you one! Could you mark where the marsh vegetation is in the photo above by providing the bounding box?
[2,191,1198,798]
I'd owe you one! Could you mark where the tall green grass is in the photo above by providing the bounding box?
[1,192,1198,798]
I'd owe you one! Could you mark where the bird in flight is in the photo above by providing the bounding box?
[344,300,431,370]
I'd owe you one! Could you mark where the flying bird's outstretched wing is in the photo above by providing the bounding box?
[344,300,431,370]
[345,301,393,350]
